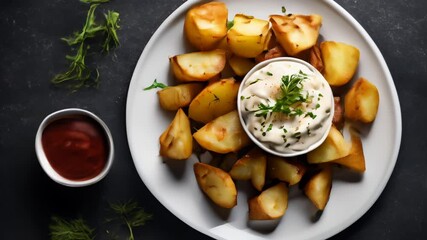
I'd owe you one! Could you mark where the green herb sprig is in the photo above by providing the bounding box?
[49,216,95,240]
[52,0,120,92]
[255,71,309,118]
[107,200,153,240]
[143,79,168,90]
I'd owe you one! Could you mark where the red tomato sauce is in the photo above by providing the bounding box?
[41,116,109,181]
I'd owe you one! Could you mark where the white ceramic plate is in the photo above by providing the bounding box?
[126,0,402,239]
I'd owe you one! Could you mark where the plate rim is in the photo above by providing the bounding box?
[125,0,402,239]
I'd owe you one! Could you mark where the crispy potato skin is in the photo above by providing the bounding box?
[333,128,366,172]
[344,77,380,123]
[188,78,240,123]
[270,14,322,56]
[159,109,193,160]
[320,41,360,86]
[194,162,237,208]
[229,148,267,191]
[248,183,289,220]
[169,49,226,82]
[227,14,270,58]
[193,110,251,154]
[184,2,228,51]
[157,83,204,111]
[307,125,351,163]
[304,164,333,210]
[267,156,307,185]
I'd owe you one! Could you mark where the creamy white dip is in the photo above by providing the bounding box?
[239,60,333,154]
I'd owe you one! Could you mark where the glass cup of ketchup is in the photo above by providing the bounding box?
[35,108,114,187]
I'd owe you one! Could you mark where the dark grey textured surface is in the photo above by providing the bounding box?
[0,0,426,239]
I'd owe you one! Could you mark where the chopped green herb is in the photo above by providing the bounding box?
[227,20,234,29]
[305,112,317,119]
[240,96,245,101]
[266,71,273,76]
[255,71,310,118]
[281,6,287,14]
[267,123,273,132]
[143,79,167,90]
[249,79,261,85]
[292,132,302,138]
[315,103,321,109]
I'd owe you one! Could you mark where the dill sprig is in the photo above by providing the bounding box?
[49,216,95,240]
[107,200,153,240]
[255,71,308,118]
[52,0,120,92]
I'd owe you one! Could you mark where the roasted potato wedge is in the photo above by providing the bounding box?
[188,77,239,123]
[227,14,270,58]
[157,83,204,111]
[307,125,351,164]
[333,128,366,172]
[194,162,237,208]
[159,108,192,160]
[270,14,322,56]
[344,77,380,123]
[184,2,228,51]
[193,110,251,154]
[309,44,324,72]
[304,164,333,210]
[248,183,289,220]
[320,41,360,86]
[228,55,256,77]
[267,156,306,185]
[170,49,226,82]
[229,148,267,191]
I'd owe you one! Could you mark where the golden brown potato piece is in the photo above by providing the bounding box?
[333,128,366,172]
[157,83,204,111]
[229,148,267,191]
[248,183,289,220]
[227,14,270,58]
[309,44,324,72]
[267,156,306,185]
[344,77,380,123]
[320,41,360,86]
[333,96,344,130]
[159,108,192,160]
[255,45,287,63]
[194,162,237,208]
[228,55,256,77]
[184,1,228,51]
[270,14,322,56]
[193,110,251,154]
[188,78,239,123]
[304,164,333,210]
[170,49,226,82]
[307,125,351,164]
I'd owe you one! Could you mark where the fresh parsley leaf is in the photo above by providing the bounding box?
[143,79,167,90]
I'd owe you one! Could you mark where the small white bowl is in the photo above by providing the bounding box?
[35,108,114,187]
[237,57,334,157]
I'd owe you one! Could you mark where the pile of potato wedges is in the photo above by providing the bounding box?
[150,1,380,221]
